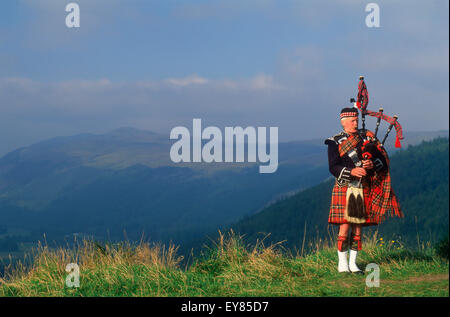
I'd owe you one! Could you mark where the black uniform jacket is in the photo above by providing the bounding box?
[324,130,387,186]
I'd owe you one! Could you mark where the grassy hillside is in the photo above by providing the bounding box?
[226,138,449,252]
[0,135,448,281]
[0,231,447,297]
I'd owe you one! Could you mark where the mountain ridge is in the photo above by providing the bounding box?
[0,129,447,258]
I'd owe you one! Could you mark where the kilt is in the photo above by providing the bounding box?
[328,179,382,226]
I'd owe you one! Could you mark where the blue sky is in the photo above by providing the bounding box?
[0,0,448,156]
[1,0,353,81]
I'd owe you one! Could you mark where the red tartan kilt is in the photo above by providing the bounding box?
[328,180,381,226]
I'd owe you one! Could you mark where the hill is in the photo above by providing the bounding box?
[0,127,329,254]
[0,129,447,262]
[227,137,449,252]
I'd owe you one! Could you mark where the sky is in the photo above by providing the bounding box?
[0,0,448,156]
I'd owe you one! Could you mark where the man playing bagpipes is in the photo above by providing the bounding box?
[324,76,404,273]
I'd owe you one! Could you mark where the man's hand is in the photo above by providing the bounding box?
[351,167,367,177]
[362,159,374,169]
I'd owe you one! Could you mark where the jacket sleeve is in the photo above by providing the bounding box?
[325,139,352,184]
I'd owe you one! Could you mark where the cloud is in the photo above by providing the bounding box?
[1,43,447,157]
[165,74,209,87]
[249,74,282,91]
[1,0,448,157]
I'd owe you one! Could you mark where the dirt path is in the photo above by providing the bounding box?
[383,273,449,284]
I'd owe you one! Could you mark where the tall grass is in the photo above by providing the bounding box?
[0,238,182,296]
[0,230,447,297]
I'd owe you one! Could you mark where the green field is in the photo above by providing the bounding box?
[0,231,447,297]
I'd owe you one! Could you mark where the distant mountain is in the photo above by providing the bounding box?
[0,128,447,251]
[287,130,449,152]
[0,127,329,247]
[227,137,449,251]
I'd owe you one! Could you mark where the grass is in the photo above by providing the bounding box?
[0,230,447,297]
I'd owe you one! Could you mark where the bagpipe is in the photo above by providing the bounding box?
[344,76,404,223]
[350,76,404,161]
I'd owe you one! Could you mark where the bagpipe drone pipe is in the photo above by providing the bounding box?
[351,76,404,161]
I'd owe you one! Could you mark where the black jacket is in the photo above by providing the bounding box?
[324,130,387,185]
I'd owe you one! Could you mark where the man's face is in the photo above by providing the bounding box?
[341,117,358,133]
